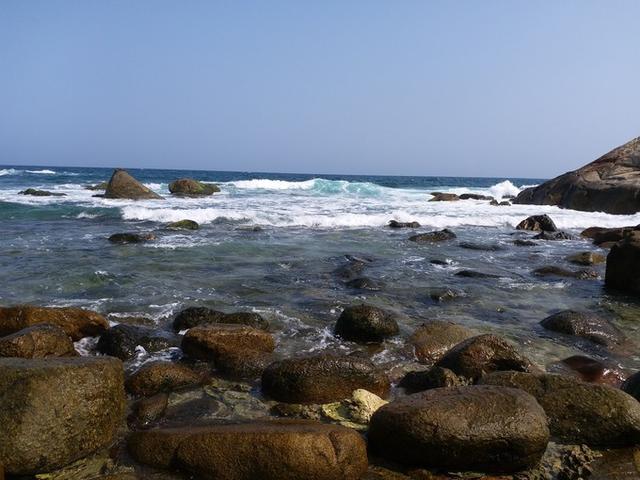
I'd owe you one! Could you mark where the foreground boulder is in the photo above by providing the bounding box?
[262,354,390,403]
[368,385,549,473]
[605,231,640,294]
[128,420,368,480]
[104,169,163,200]
[125,361,207,397]
[335,304,399,342]
[0,305,108,340]
[480,371,640,446]
[169,178,220,196]
[514,136,640,214]
[540,310,624,348]
[97,324,180,360]
[182,325,275,361]
[0,357,125,475]
[173,307,269,331]
[435,334,535,381]
[0,324,76,358]
[409,320,473,364]
[516,214,557,232]
[409,229,456,243]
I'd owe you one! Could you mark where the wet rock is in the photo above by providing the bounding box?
[455,269,500,278]
[409,229,456,243]
[214,348,273,380]
[104,169,163,200]
[479,371,640,446]
[460,193,494,200]
[427,287,462,302]
[166,219,199,230]
[368,385,549,473]
[409,320,474,364]
[398,366,464,393]
[0,304,108,340]
[533,230,574,240]
[514,239,538,246]
[588,225,640,247]
[388,220,420,228]
[429,192,459,202]
[335,304,399,342]
[18,188,66,196]
[182,325,275,361]
[429,258,450,265]
[0,357,125,476]
[97,324,181,360]
[128,420,368,480]
[523,442,597,480]
[622,371,640,401]
[108,232,156,244]
[345,277,384,291]
[435,334,535,381]
[552,355,625,386]
[128,393,169,429]
[516,214,557,232]
[567,251,606,265]
[345,388,388,424]
[84,181,108,191]
[458,241,504,251]
[168,178,220,196]
[262,354,390,404]
[605,231,640,294]
[540,310,624,348]
[0,324,76,358]
[125,361,207,397]
[533,265,599,279]
[173,306,269,331]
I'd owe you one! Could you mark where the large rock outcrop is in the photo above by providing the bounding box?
[514,136,640,214]
[104,169,163,200]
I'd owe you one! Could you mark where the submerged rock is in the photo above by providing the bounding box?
[125,361,207,397]
[173,306,269,331]
[181,324,275,361]
[0,357,125,476]
[335,304,399,342]
[533,230,574,240]
[409,229,456,243]
[344,277,384,291]
[368,385,549,473]
[516,214,557,232]
[0,304,108,340]
[388,220,420,228]
[108,232,156,244]
[409,320,473,364]
[427,287,462,302]
[97,324,180,360]
[533,265,599,279]
[0,324,76,358]
[262,354,390,404]
[18,188,66,196]
[128,420,368,480]
[166,219,199,230]
[553,355,625,386]
[429,192,459,202]
[567,251,606,265]
[128,393,169,429]
[458,241,503,251]
[455,269,500,278]
[168,178,220,196]
[540,310,625,348]
[104,168,163,200]
[514,239,538,246]
[605,231,640,294]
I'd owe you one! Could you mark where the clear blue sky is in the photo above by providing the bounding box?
[1,1,638,178]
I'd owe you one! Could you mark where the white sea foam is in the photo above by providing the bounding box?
[488,180,521,199]
[229,178,317,190]
[0,168,19,176]
[26,169,56,174]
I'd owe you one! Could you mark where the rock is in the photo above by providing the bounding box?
[540,310,624,347]
[514,239,537,246]
[125,361,207,397]
[429,192,459,201]
[344,277,384,291]
[182,325,275,361]
[173,307,269,331]
[0,357,125,475]
[84,182,108,191]
[347,389,388,423]
[333,256,371,280]
[214,349,273,380]
[605,231,640,294]
[168,178,220,196]
[18,188,66,196]
[104,169,163,200]
[0,324,76,358]
[166,219,199,230]
[262,354,390,404]
[460,193,494,200]
[398,366,464,393]
[335,304,399,342]
[516,214,558,232]
[128,393,169,429]
[513,136,640,214]
[533,265,599,279]
[490,199,511,206]
[622,371,640,401]
[435,334,535,381]
[455,269,500,278]
[408,229,456,243]
[388,220,420,228]
[479,371,640,446]
[96,324,181,360]
[553,355,625,386]
[429,258,449,265]
[533,230,574,240]
[458,241,503,251]
[427,287,462,302]
[368,385,549,473]
[108,232,156,244]
[0,305,108,340]
[567,251,606,265]
[586,225,640,246]
[127,420,368,480]
[409,320,474,364]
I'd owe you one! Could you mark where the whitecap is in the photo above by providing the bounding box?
[26,169,56,174]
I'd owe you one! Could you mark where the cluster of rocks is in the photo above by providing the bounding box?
[427,191,512,206]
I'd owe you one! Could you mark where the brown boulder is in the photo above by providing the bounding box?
[398,366,464,394]
[429,192,459,202]
[181,325,275,361]
[127,420,368,480]
[540,310,625,348]
[516,214,557,232]
[104,169,163,200]
[125,361,207,397]
[0,324,76,358]
[567,251,606,265]
[173,307,269,331]
[168,178,220,196]
[214,349,274,380]
[408,229,456,243]
[605,231,640,294]
[128,393,169,429]
[408,320,474,364]
[335,304,399,342]
[0,305,108,340]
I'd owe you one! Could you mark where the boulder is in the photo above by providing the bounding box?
[553,355,624,386]
[0,305,108,340]
[168,178,220,196]
[335,304,399,342]
[540,310,624,348]
[455,269,500,278]
[409,229,456,243]
[108,232,156,244]
[125,361,207,397]
[516,214,557,232]
[435,334,535,381]
[97,324,181,360]
[0,324,76,358]
[567,251,606,265]
[458,241,503,251]
[480,371,640,446]
[585,225,640,247]
[127,420,368,480]
[605,231,640,294]
[533,231,574,240]
[388,220,420,228]
[533,266,598,279]
[84,182,108,191]
[460,193,494,200]
[409,320,474,364]
[622,371,640,401]
[104,169,163,200]
[214,349,274,380]
[344,277,384,291]
[514,239,537,246]
[429,193,459,202]
[368,385,549,473]
[0,357,125,475]
[166,219,199,230]
[399,367,464,393]
[182,325,275,362]
[173,307,268,331]
[262,354,390,404]
[128,393,169,429]
[18,188,66,197]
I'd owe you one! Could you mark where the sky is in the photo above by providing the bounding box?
[0,1,638,178]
